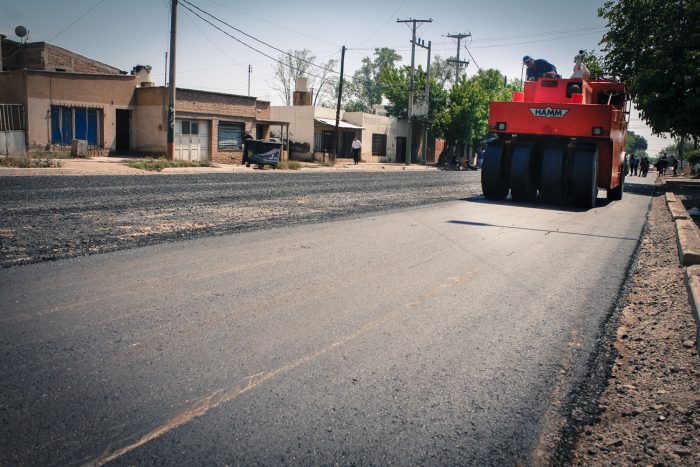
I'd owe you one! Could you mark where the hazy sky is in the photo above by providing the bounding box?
[0,0,672,153]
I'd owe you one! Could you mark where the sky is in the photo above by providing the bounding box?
[0,0,672,154]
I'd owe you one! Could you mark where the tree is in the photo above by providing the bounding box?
[598,0,700,143]
[432,69,517,161]
[626,130,648,155]
[344,48,402,112]
[271,49,338,106]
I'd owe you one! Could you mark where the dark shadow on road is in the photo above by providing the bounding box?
[463,181,657,211]
[447,220,639,242]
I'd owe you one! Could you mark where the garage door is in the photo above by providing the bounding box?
[175,119,209,162]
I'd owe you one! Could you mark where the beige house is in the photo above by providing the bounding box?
[271,82,440,163]
[0,36,284,162]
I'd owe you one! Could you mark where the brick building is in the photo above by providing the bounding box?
[0,36,282,162]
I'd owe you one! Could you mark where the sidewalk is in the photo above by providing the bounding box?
[0,156,443,176]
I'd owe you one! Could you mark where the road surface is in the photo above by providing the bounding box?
[0,177,654,465]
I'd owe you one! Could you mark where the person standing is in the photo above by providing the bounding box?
[672,156,679,176]
[630,154,639,176]
[659,152,669,176]
[640,156,650,177]
[351,136,362,165]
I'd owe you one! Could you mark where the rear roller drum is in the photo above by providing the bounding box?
[509,145,539,202]
[572,148,599,209]
[540,147,566,205]
[481,143,509,200]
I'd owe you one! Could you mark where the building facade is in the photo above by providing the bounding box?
[0,36,281,162]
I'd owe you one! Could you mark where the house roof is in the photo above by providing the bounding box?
[315,117,364,129]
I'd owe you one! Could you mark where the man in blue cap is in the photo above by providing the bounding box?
[523,55,559,81]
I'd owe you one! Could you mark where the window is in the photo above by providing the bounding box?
[371,133,387,156]
[181,121,190,135]
[50,105,102,146]
[218,121,244,150]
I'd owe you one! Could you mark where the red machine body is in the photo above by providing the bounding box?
[482,77,628,208]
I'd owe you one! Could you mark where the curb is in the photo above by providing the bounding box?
[666,184,700,354]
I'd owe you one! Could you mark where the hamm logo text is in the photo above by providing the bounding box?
[529,107,569,118]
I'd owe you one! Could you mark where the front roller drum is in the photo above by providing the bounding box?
[572,148,599,209]
[481,143,509,200]
[509,145,539,202]
[540,147,566,205]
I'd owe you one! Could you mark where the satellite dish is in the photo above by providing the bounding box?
[15,26,27,38]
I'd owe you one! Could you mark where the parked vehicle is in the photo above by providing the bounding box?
[481,76,628,209]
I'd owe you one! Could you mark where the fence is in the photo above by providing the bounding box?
[0,104,26,155]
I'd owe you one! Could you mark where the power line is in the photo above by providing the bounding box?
[46,0,108,44]
[180,0,338,75]
[178,1,335,81]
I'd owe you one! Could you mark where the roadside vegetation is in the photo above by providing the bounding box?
[274,160,302,170]
[0,150,69,168]
[127,157,211,172]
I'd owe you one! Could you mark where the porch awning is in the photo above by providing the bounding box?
[315,117,364,129]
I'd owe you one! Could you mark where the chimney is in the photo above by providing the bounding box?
[293,76,312,106]
[131,64,154,87]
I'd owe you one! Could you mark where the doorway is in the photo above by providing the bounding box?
[115,109,130,153]
[396,136,406,163]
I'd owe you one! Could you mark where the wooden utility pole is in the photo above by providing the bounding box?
[397,18,432,165]
[447,33,470,81]
[166,0,178,160]
[334,45,346,163]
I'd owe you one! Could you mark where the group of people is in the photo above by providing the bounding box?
[628,152,680,178]
[628,154,651,177]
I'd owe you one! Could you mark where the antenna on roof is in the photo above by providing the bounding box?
[15,26,28,44]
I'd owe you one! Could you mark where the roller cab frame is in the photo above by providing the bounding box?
[481,77,628,209]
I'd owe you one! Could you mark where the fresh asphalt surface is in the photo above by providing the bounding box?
[0,176,655,465]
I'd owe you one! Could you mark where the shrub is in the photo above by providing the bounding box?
[275,160,302,170]
[127,157,211,172]
[0,155,63,168]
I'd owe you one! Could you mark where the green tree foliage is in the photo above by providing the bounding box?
[433,69,517,149]
[625,130,649,154]
[345,48,402,112]
[378,65,448,122]
[574,49,604,80]
[598,0,700,138]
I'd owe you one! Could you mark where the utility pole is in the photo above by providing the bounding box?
[334,45,346,163]
[164,52,168,86]
[397,18,432,165]
[414,38,431,164]
[248,65,252,96]
[423,40,431,164]
[166,0,178,160]
[446,33,470,81]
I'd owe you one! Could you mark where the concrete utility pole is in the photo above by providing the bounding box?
[413,38,431,164]
[248,65,252,97]
[397,18,432,165]
[334,45,346,163]
[166,0,178,160]
[447,33,470,82]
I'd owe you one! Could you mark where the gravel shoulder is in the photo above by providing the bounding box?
[570,180,700,465]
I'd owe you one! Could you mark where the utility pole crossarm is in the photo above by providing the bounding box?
[446,32,471,81]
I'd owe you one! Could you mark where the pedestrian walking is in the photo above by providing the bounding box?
[672,156,679,177]
[351,137,362,165]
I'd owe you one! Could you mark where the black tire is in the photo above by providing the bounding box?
[509,145,539,202]
[607,161,624,201]
[540,147,565,204]
[572,148,599,209]
[481,143,509,200]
